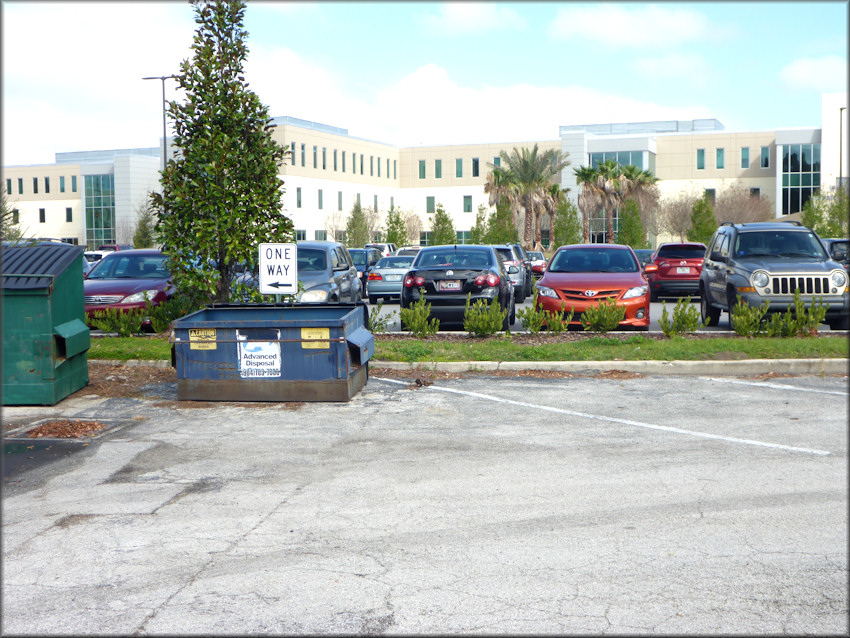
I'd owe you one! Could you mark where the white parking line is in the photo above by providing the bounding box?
[700,377,848,396]
[372,377,832,456]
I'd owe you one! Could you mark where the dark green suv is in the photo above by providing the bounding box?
[699,221,849,330]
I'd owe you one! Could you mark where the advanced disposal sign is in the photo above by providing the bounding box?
[237,328,281,378]
[258,243,297,295]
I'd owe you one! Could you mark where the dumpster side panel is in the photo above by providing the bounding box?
[2,290,57,404]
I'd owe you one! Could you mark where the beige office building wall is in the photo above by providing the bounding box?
[2,164,84,243]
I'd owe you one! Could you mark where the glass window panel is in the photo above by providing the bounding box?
[463,195,472,213]
[472,157,479,177]
[456,158,463,178]
[801,145,811,172]
[790,188,801,214]
[802,173,811,187]
[419,160,426,179]
[426,196,435,214]
[5,178,10,194]
[814,173,820,187]
[338,191,343,211]
[782,147,790,172]
[44,177,50,193]
[318,189,323,209]
[716,148,725,169]
[790,174,800,186]
[18,178,23,194]
[761,146,770,168]
[333,149,337,171]
[790,145,801,172]
[696,149,705,170]
[342,151,346,172]
[360,155,364,175]
[435,159,442,179]
[374,195,378,210]
[741,147,749,169]
[813,144,821,172]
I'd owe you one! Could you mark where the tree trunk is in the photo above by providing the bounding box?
[523,197,534,249]
[606,204,616,244]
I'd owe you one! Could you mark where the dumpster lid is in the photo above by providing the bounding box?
[1,243,84,290]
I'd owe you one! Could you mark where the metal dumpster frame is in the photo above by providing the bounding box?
[170,303,373,402]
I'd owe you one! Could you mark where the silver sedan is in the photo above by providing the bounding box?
[366,255,414,304]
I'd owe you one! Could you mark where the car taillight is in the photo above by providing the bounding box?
[404,275,426,287]
[474,274,500,287]
[368,272,382,281]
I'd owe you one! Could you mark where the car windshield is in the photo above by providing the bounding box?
[416,250,493,269]
[87,254,170,279]
[733,231,828,259]
[494,248,516,262]
[297,248,328,272]
[548,248,638,273]
[656,246,705,259]
[377,256,413,269]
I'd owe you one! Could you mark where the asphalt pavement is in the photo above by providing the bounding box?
[2,359,847,634]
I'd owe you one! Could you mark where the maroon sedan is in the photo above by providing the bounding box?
[84,249,174,329]
[534,244,650,330]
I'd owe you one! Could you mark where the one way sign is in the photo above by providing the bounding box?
[258,243,297,295]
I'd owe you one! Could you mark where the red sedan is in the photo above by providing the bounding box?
[534,244,650,330]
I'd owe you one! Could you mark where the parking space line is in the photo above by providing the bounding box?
[700,377,847,396]
[372,377,832,456]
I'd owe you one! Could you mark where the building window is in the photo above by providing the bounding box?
[493,157,500,167]
[5,178,10,195]
[338,191,343,211]
[419,231,431,246]
[419,160,426,179]
[370,155,374,177]
[39,208,45,223]
[44,177,50,193]
[696,149,705,170]
[781,143,820,215]
[589,150,645,170]
[313,146,318,169]
[300,144,306,167]
[386,158,390,178]
[435,159,442,179]
[761,146,770,168]
[342,151,346,172]
[71,176,77,192]
[318,189,323,210]
[360,154,364,175]
[17,178,23,194]
[705,189,716,206]
[84,173,116,249]
[463,195,472,213]
[472,158,480,177]
[289,139,295,162]
[374,195,378,210]
[315,230,327,241]
[296,187,302,208]
[741,147,750,169]
[426,196,435,214]
[295,229,306,241]
[750,188,760,198]
[716,148,725,170]
[33,177,39,194]
[356,193,361,205]
[456,158,463,178]
[12,209,19,224]
[352,153,357,174]
[60,176,66,192]
[393,160,397,180]
[390,196,394,209]
[456,230,471,244]
[541,229,550,249]
[377,156,381,177]
[322,147,327,170]
[333,149,338,171]
[66,207,72,222]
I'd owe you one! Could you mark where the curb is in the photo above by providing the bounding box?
[89,358,849,376]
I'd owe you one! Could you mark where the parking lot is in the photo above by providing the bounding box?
[2,369,847,634]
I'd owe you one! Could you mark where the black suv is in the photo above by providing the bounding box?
[699,221,849,330]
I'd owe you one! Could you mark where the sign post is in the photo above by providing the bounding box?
[258,243,297,297]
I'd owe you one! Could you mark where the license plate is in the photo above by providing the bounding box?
[438,280,461,291]
[677,267,690,274]
[385,274,401,281]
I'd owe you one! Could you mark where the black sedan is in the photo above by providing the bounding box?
[400,244,516,330]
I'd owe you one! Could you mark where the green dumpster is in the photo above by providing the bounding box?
[2,243,91,405]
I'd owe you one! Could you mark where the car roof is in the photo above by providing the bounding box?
[657,242,706,248]
[722,221,810,232]
[297,240,342,249]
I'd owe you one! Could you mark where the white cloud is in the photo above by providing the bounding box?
[548,4,712,48]
[419,2,526,35]
[632,53,717,85]
[779,55,848,93]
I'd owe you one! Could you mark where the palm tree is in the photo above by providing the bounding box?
[542,182,568,248]
[574,165,603,243]
[491,144,570,250]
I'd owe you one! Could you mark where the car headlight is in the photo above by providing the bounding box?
[831,270,847,289]
[121,290,159,304]
[300,289,329,303]
[623,285,648,299]
[751,270,769,288]
[536,285,558,298]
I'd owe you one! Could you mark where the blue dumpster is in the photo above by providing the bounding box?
[171,303,373,402]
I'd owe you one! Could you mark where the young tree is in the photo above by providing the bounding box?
[802,185,849,238]
[551,197,582,249]
[469,204,488,244]
[616,199,649,248]
[1,188,24,242]
[483,198,519,245]
[151,0,293,304]
[384,205,407,246]
[404,211,422,246]
[344,200,370,247]
[657,192,698,241]
[429,203,456,245]
[688,193,717,244]
[714,184,773,224]
[133,197,158,248]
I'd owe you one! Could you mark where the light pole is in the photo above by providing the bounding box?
[142,75,180,169]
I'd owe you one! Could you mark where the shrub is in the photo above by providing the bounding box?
[658,297,707,337]
[463,294,508,337]
[517,285,574,334]
[580,298,625,333]
[90,308,144,337]
[399,289,439,337]
[144,293,203,334]
[764,290,827,337]
[543,303,573,334]
[367,301,396,333]
[730,295,770,336]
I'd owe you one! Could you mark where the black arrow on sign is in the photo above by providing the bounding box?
[266,282,294,289]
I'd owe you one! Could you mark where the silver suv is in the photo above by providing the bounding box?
[699,221,849,330]
[492,244,529,303]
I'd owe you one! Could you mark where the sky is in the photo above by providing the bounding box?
[2,1,847,167]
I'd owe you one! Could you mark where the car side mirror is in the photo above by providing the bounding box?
[832,250,846,262]
[709,250,724,262]
[507,265,519,274]
[643,264,658,273]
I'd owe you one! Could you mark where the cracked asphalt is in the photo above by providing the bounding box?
[2,369,847,634]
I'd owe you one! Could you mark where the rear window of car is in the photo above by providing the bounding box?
[378,257,413,269]
[297,248,328,272]
[416,249,493,269]
[656,245,706,260]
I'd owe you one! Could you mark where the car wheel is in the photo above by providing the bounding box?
[514,285,524,304]
[700,289,720,326]
[509,298,516,325]
[827,317,849,330]
[502,300,513,332]
[368,295,377,305]
[650,288,658,303]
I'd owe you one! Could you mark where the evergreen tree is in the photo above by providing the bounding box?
[133,199,157,248]
[469,204,488,244]
[384,205,407,246]
[802,186,849,238]
[483,198,519,245]
[551,198,582,249]
[1,188,24,242]
[616,199,649,248]
[151,0,293,304]
[429,203,456,245]
[344,200,370,247]
[687,193,717,245]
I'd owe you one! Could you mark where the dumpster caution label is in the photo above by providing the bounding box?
[237,329,281,378]
[189,328,217,350]
[301,327,330,349]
